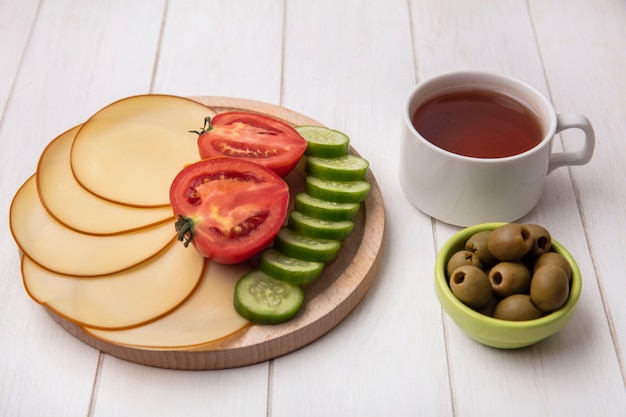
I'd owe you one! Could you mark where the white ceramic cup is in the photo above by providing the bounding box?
[399,71,595,227]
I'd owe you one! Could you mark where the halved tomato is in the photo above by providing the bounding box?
[170,158,289,264]
[194,111,308,177]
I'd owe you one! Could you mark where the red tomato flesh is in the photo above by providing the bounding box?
[195,111,308,177]
[170,158,290,264]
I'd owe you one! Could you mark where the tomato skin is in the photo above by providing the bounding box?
[170,158,290,264]
[196,112,308,177]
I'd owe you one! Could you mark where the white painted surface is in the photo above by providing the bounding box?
[1,0,624,416]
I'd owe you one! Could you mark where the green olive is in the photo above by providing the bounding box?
[449,265,492,309]
[474,295,499,317]
[493,294,544,321]
[465,231,498,268]
[446,250,483,277]
[523,224,552,257]
[533,252,572,280]
[487,223,533,261]
[488,261,531,298]
[530,265,570,312]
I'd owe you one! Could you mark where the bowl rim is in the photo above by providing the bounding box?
[435,222,582,329]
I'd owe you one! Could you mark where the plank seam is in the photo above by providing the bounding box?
[149,0,170,94]
[86,352,105,417]
[433,218,458,417]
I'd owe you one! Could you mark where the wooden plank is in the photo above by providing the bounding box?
[0,1,166,416]
[410,0,548,89]
[152,0,284,103]
[91,357,269,417]
[0,0,38,114]
[274,1,454,416]
[531,0,626,383]
[411,0,626,416]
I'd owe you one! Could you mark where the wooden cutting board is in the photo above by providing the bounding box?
[47,96,386,370]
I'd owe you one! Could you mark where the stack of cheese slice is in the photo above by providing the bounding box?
[9,95,251,349]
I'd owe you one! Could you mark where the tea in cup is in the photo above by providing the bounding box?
[399,71,594,227]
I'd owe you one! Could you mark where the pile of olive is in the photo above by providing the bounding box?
[446,223,572,321]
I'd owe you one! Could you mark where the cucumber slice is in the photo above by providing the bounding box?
[288,210,354,241]
[274,227,342,262]
[305,176,371,204]
[294,192,361,221]
[305,154,369,181]
[234,270,304,324]
[260,248,324,284]
[296,125,350,158]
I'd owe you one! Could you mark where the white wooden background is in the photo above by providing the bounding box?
[1,0,625,416]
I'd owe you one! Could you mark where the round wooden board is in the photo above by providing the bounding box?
[47,96,386,370]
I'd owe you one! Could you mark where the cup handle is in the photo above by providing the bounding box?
[548,113,595,174]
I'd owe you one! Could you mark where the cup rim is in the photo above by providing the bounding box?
[404,70,558,163]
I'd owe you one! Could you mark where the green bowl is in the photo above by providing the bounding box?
[434,222,582,349]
